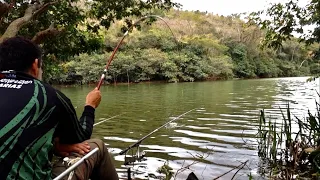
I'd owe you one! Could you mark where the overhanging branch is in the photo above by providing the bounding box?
[0,4,38,42]
[0,1,57,43]
[31,23,64,44]
[33,1,58,18]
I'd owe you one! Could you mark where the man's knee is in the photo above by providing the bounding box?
[86,139,106,150]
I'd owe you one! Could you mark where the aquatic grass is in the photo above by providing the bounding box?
[257,97,320,179]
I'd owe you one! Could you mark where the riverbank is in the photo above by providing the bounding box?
[50,75,313,87]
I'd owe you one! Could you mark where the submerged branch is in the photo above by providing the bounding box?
[213,160,249,180]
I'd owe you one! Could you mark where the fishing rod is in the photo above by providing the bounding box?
[93,113,126,126]
[96,15,178,90]
[53,148,99,180]
[119,108,195,157]
[53,114,125,180]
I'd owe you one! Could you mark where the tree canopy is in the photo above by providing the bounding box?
[0,0,179,59]
[249,0,319,50]
[1,0,318,84]
[248,0,319,80]
[47,10,318,85]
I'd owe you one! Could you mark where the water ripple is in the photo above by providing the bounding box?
[61,77,319,180]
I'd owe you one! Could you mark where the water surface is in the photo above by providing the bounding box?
[57,77,319,179]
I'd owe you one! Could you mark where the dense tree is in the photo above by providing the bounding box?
[248,0,319,79]
[248,0,319,48]
[56,10,316,84]
[0,0,179,59]
[3,3,314,84]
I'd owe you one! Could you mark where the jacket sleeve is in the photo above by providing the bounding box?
[54,90,95,144]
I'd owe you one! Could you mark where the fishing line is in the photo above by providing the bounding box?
[93,113,126,126]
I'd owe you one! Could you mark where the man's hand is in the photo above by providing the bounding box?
[53,138,91,157]
[85,87,101,108]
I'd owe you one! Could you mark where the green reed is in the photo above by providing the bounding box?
[257,100,320,179]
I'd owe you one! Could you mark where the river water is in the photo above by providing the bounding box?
[56,77,319,180]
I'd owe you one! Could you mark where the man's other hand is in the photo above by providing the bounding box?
[85,87,101,108]
[53,138,91,157]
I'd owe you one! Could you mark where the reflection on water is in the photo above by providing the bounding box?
[57,77,319,179]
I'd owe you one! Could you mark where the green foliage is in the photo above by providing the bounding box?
[257,100,320,179]
[157,162,173,180]
[248,0,311,49]
[63,53,106,84]
[1,0,318,83]
[229,43,255,78]
[310,63,320,75]
[61,47,234,84]
[248,0,320,79]
[0,0,180,60]
[42,54,67,84]
[39,9,318,84]
[253,57,277,78]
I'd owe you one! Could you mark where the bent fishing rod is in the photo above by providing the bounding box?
[119,108,195,156]
[96,15,178,90]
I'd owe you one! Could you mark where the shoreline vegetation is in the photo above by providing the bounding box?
[257,98,320,179]
[43,9,319,85]
[51,76,312,87]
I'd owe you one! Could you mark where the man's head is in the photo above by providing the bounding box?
[0,37,43,80]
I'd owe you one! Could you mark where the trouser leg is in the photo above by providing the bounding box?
[51,139,119,180]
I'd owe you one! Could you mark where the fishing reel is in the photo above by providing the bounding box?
[116,108,195,180]
[123,144,147,165]
[121,143,147,180]
[119,109,195,166]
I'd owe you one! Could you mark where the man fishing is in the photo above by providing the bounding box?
[0,37,119,180]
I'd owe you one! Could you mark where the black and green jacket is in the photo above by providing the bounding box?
[0,71,95,180]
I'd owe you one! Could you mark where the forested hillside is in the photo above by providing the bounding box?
[46,10,319,84]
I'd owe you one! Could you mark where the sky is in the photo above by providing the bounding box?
[172,0,309,16]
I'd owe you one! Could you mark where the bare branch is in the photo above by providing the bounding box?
[31,23,63,44]
[0,4,38,42]
[213,160,249,180]
[231,161,248,180]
